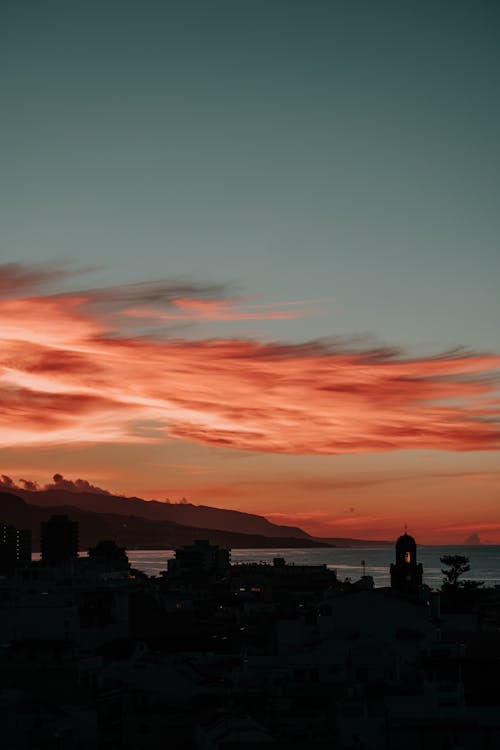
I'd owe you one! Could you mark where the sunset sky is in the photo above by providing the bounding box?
[1,1,499,543]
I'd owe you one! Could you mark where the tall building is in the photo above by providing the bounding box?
[390,532,423,594]
[41,515,79,566]
[0,523,32,574]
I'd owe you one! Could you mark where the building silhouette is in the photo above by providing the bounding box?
[41,514,79,566]
[88,540,130,571]
[168,539,230,578]
[390,532,423,594]
[0,522,32,574]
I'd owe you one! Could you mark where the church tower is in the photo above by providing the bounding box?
[390,532,423,594]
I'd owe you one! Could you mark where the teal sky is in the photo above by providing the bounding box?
[2,0,499,350]
[1,1,500,542]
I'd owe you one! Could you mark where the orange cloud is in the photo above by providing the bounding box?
[125,297,328,321]
[0,265,499,454]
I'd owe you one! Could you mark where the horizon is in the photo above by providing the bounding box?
[1,1,499,545]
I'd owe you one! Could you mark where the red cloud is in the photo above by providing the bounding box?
[0,269,499,454]
[146,297,328,321]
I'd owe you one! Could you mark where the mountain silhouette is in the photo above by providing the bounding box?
[0,491,331,551]
[14,487,312,539]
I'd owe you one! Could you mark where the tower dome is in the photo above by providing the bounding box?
[395,533,416,565]
[396,532,416,547]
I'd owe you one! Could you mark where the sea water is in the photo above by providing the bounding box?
[126,545,500,589]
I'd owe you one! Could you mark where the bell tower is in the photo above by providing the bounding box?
[390,532,423,594]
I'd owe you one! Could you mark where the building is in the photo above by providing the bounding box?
[390,532,423,594]
[230,556,337,603]
[0,523,32,574]
[41,514,79,566]
[168,540,230,578]
[88,540,130,571]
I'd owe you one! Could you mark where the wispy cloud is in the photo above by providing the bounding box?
[0,264,499,454]
[0,262,77,296]
[124,296,328,322]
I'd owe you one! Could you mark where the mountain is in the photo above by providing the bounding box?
[0,492,331,551]
[1,488,392,548]
[14,487,312,539]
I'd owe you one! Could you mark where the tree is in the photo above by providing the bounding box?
[440,554,483,590]
[440,554,470,590]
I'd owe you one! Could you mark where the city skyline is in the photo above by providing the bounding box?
[1,1,499,543]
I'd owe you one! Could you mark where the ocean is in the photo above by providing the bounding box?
[126,545,500,590]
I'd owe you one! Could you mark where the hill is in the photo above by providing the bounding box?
[15,487,312,539]
[0,492,331,551]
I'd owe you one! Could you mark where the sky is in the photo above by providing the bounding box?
[1,0,499,543]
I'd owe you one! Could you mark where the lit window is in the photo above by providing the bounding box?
[405,551,411,563]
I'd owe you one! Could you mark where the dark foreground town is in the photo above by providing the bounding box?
[1,515,500,750]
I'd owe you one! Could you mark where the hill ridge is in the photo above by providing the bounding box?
[0,490,330,551]
[14,487,312,539]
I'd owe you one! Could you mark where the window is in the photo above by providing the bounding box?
[405,551,411,563]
